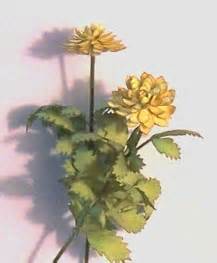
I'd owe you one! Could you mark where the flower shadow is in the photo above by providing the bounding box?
[0,28,109,263]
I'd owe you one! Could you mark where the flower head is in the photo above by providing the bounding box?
[108,72,176,134]
[64,23,126,55]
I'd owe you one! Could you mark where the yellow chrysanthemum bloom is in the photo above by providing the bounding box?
[65,23,126,55]
[108,72,176,134]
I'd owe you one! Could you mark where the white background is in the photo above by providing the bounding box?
[0,0,216,262]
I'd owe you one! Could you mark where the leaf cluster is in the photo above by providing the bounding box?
[26,105,201,262]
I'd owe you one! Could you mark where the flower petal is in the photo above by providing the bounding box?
[138,110,154,128]
[155,76,168,93]
[153,116,168,126]
[139,124,151,134]
[158,105,176,118]
[128,112,139,123]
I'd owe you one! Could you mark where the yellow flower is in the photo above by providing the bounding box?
[108,72,176,134]
[65,23,126,55]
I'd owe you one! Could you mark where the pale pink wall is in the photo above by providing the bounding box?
[0,1,216,263]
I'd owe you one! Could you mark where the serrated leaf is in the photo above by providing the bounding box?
[112,153,142,185]
[129,188,144,204]
[127,149,145,172]
[120,171,143,186]
[61,106,81,118]
[55,136,75,155]
[70,180,96,202]
[26,105,45,132]
[26,104,85,133]
[153,129,203,139]
[112,152,128,179]
[136,178,161,202]
[74,147,96,172]
[71,132,102,144]
[87,229,130,263]
[73,146,105,179]
[144,205,154,220]
[37,110,74,131]
[108,208,146,233]
[112,190,128,200]
[63,159,76,176]
[152,137,181,159]
[89,204,106,228]
[69,198,87,222]
[96,112,128,146]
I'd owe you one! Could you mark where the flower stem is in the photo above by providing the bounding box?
[89,55,95,132]
[53,228,78,263]
[84,54,96,263]
[136,138,152,150]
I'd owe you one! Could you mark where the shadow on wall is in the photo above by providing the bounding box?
[0,28,109,263]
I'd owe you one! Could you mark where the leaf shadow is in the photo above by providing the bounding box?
[1,28,109,263]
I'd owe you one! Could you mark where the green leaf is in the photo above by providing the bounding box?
[63,159,76,176]
[120,171,143,186]
[153,129,203,139]
[26,106,45,132]
[55,136,75,155]
[96,112,128,146]
[129,188,144,204]
[112,153,128,180]
[73,146,106,179]
[144,205,154,220]
[136,178,161,202]
[74,147,96,172]
[127,149,145,172]
[112,190,128,200]
[89,204,106,228]
[108,207,145,233]
[112,153,142,185]
[61,106,81,118]
[71,132,101,144]
[38,110,73,130]
[26,104,85,133]
[69,198,91,225]
[70,180,96,202]
[152,137,181,160]
[87,229,131,262]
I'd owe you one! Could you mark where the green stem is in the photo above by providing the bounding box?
[125,127,142,156]
[89,55,95,132]
[53,228,78,263]
[136,138,152,151]
[85,54,96,263]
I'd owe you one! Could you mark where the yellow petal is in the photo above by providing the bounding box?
[150,95,162,106]
[157,105,176,118]
[139,124,151,134]
[140,74,155,92]
[148,106,164,115]
[123,98,135,106]
[155,76,168,93]
[128,112,139,123]
[115,107,129,116]
[138,109,149,122]
[153,116,168,126]
[138,110,154,128]
[160,89,176,105]
[140,95,151,105]
[108,101,119,108]
[140,72,149,80]
[126,76,140,90]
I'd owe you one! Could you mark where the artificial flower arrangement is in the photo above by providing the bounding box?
[26,24,202,263]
